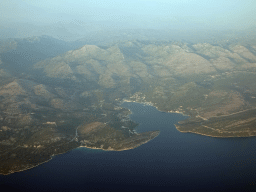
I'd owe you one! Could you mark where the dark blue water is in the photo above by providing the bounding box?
[1,102,256,192]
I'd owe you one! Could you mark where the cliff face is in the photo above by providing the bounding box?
[0,36,256,175]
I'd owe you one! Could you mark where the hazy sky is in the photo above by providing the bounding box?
[0,0,256,40]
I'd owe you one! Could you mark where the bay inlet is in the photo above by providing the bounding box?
[1,102,256,192]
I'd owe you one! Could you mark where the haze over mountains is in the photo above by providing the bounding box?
[1,0,256,177]
[1,0,256,42]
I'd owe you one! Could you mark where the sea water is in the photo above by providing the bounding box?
[1,102,256,192]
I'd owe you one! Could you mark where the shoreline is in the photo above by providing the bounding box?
[78,133,159,152]
[1,132,159,175]
[175,125,256,138]
[122,100,256,139]
[1,154,54,176]
[2,101,253,175]
[1,141,79,176]
[121,99,189,116]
